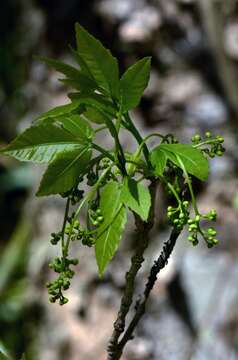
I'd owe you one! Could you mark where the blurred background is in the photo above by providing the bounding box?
[0,0,238,359]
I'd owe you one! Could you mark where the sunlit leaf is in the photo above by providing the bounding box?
[75,23,120,98]
[120,57,151,112]
[95,182,127,276]
[37,147,91,196]
[121,178,151,221]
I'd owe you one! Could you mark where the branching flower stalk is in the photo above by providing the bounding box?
[0,24,225,359]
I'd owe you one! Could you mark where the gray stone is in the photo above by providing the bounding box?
[185,93,228,126]
[119,6,161,42]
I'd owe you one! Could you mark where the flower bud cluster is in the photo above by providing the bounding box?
[191,132,225,158]
[47,256,78,305]
[167,201,189,231]
[89,207,104,227]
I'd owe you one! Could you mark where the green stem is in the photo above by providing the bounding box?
[92,143,115,162]
[176,156,199,214]
[123,113,150,164]
[104,117,127,175]
[61,198,70,262]
[63,166,113,256]
[135,132,165,158]
[193,139,219,148]
[166,182,182,205]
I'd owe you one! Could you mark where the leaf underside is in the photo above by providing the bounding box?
[37,147,92,196]
[120,57,151,112]
[150,144,209,181]
[121,178,151,221]
[95,181,127,276]
[1,115,93,164]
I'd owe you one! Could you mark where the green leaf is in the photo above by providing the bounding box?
[84,107,107,124]
[70,47,95,79]
[150,147,167,176]
[75,23,119,98]
[69,92,117,118]
[35,56,97,93]
[121,178,151,221]
[59,77,96,93]
[1,115,93,164]
[0,352,11,360]
[95,182,127,276]
[58,115,94,142]
[159,144,209,181]
[36,102,84,122]
[36,147,91,196]
[120,57,151,112]
[35,56,80,78]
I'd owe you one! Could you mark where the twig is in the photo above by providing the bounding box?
[116,228,181,358]
[107,181,158,360]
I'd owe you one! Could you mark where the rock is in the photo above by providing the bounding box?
[185,93,228,126]
[95,284,119,307]
[209,156,234,178]
[224,21,238,60]
[162,72,204,105]
[125,338,154,360]
[141,308,193,360]
[119,6,161,42]
[96,0,144,22]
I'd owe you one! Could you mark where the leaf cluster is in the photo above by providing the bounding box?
[0,24,225,303]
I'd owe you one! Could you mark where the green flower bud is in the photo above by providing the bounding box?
[183,201,189,207]
[208,227,216,236]
[195,215,201,222]
[205,131,211,138]
[70,258,79,265]
[194,134,201,142]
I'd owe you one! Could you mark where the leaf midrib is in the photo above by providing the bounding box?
[160,147,199,168]
[55,147,89,179]
[5,141,84,151]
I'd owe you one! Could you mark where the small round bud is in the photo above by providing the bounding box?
[49,296,56,303]
[70,258,79,265]
[208,227,216,235]
[194,134,201,142]
[205,131,211,138]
